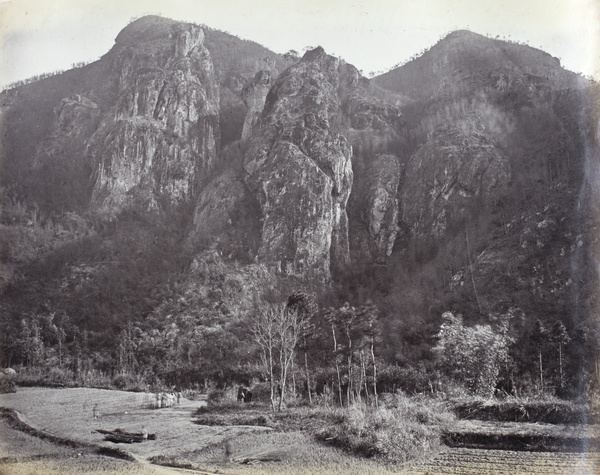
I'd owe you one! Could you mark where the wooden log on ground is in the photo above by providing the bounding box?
[97,428,156,443]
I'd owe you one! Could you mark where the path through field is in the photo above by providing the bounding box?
[1,387,598,474]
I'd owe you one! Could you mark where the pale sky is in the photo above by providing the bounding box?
[0,0,599,89]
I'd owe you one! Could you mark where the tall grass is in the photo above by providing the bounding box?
[197,391,455,463]
[315,393,455,462]
[451,394,595,424]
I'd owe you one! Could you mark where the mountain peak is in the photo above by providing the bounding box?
[114,15,183,46]
[443,29,486,40]
[374,28,574,98]
[302,46,327,61]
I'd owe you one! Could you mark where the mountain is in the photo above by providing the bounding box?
[375,30,576,99]
[0,18,597,393]
[0,16,289,213]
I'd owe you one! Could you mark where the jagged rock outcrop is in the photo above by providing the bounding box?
[187,171,261,261]
[401,128,510,237]
[244,47,353,282]
[339,63,404,133]
[360,154,403,258]
[89,18,220,210]
[241,70,273,139]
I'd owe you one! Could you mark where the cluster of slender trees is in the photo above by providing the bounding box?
[251,292,382,411]
[4,285,595,403]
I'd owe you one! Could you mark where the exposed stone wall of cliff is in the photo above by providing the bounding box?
[243,47,353,282]
[241,70,273,139]
[30,95,102,209]
[89,21,220,210]
[401,128,510,237]
[360,154,403,258]
[187,170,262,261]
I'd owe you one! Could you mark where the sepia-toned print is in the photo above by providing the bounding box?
[0,1,598,473]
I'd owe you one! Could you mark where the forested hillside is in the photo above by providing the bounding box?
[1,18,598,401]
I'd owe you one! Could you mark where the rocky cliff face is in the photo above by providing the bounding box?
[89,19,220,210]
[0,17,595,358]
[241,69,273,139]
[0,16,286,213]
[359,154,403,258]
[187,170,261,261]
[401,128,511,237]
[243,47,353,282]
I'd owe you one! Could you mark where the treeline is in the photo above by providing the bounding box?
[2,61,89,92]
[3,259,597,403]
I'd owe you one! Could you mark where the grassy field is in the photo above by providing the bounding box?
[1,387,599,474]
[0,416,182,474]
[1,387,441,474]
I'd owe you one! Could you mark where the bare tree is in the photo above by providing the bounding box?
[551,320,570,389]
[252,302,309,411]
[324,301,380,406]
[252,304,278,411]
[531,320,548,393]
[287,291,318,403]
[276,305,309,410]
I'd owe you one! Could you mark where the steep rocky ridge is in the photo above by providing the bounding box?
[375,30,577,101]
[192,50,408,273]
[0,16,286,213]
[88,18,220,210]
[242,47,354,282]
[370,29,595,354]
[0,19,597,385]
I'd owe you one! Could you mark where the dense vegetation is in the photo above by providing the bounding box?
[1,20,598,416]
[1,197,596,402]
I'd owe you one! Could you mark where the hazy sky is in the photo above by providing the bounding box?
[1,0,599,89]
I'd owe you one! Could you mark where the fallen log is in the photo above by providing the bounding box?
[97,428,156,443]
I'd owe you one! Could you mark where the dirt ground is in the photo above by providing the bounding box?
[1,387,599,475]
[404,447,600,475]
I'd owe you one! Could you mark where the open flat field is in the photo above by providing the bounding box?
[0,387,598,474]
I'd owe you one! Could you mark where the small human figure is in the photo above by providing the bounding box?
[237,386,246,402]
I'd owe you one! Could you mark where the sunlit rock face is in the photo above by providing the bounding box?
[360,154,403,259]
[241,70,273,140]
[89,18,220,210]
[244,47,354,282]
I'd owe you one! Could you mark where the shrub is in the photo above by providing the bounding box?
[249,381,271,404]
[0,377,16,393]
[433,312,512,397]
[46,367,74,386]
[111,372,144,391]
[315,394,455,463]
[13,366,75,387]
[207,386,238,407]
